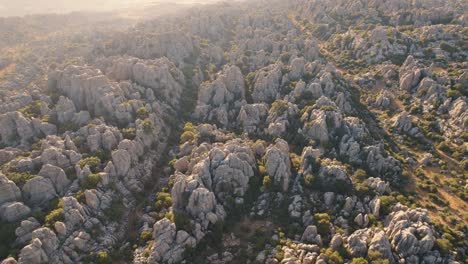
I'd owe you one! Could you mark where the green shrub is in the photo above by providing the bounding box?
[105,198,125,221]
[435,238,452,255]
[95,251,111,264]
[350,257,368,264]
[80,173,101,189]
[6,172,35,186]
[271,100,289,115]
[440,42,458,53]
[320,105,336,112]
[78,157,101,173]
[325,248,343,264]
[168,212,192,232]
[19,101,43,119]
[136,107,150,119]
[303,173,316,188]
[121,128,136,140]
[447,89,462,99]
[290,153,301,172]
[65,167,77,181]
[45,208,64,227]
[153,192,172,211]
[314,213,331,236]
[139,230,152,243]
[379,196,396,215]
[180,131,196,143]
[353,169,367,181]
[258,165,267,176]
[262,175,273,190]
[93,149,112,162]
[142,120,153,134]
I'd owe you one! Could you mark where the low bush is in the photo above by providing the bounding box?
[153,192,172,211]
[435,238,452,255]
[6,172,35,186]
[262,175,273,190]
[78,156,101,173]
[142,120,153,134]
[350,257,368,264]
[45,208,64,227]
[19,101,43,119]
[105,198,125,221]
[379,196,396,215]
[121,127,136,140]
[324,248,343,264]
[271,100,289,115]
[139,230,152,243]
[168,212,192,232]
[80,173,101,189]
[95,251,111,264]
[136,107,150,119]
[303,173,316,188]
[180,131,196,143]
[314,213,331,237]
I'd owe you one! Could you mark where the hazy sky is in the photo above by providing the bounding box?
[0,0,217,17]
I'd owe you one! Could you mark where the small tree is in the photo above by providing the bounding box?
[78,157,101,173]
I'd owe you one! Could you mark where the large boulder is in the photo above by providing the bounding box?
[38,164,71,195]
[148,218,196,264]
[0,202,31,222]
[0,173,22,205]
[22,176,57,207]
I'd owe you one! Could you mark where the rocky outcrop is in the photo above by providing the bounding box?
[386,204,435,257]
[369,230,394,263]
[399,56,423,91]
[252,63,283,103]
[237,103,269,135]
[147,218,196,264]
[105,56,185,107]
[0,111,56,148]
[195,65,246,127]
[266,101,299,137]
[391,112,423,138]
[48,65,135,125]
[301,225,322,246]
[301,98,343,143]
[264,139,291,192]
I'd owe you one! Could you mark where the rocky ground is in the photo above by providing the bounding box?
[0,0,466,264]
